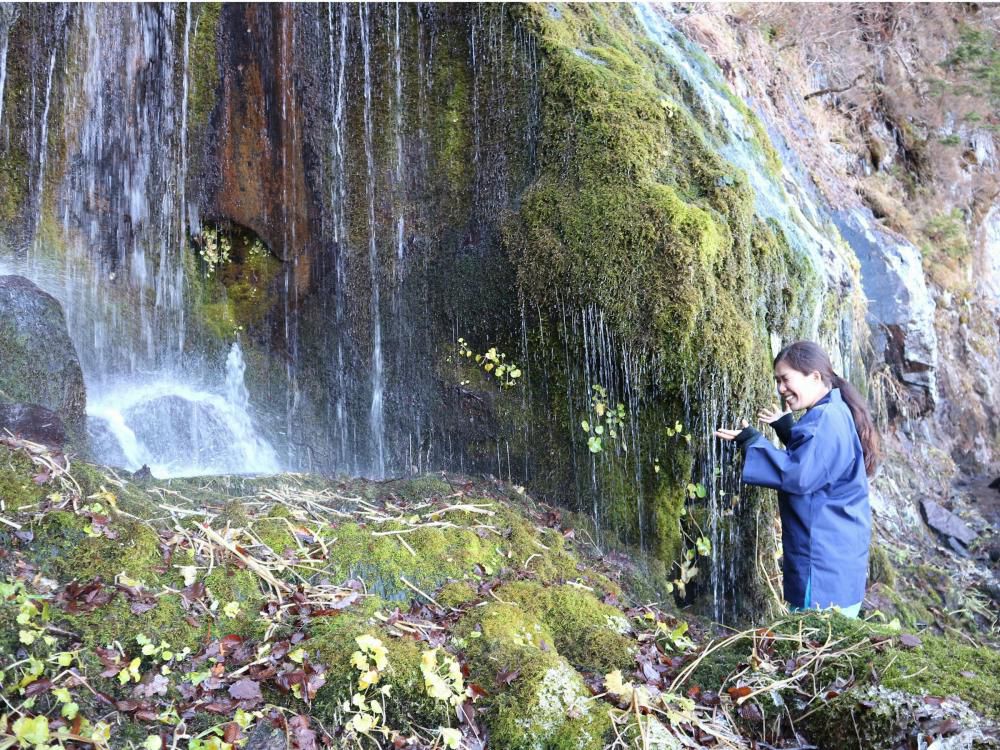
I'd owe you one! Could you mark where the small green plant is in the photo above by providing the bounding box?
[580,384,627,454]
[195,228,232,275]
[942,27,1000,104]
[420,648,470,747]
[455,338,522,388]
[923,209,969,260]
[342,634,393,738]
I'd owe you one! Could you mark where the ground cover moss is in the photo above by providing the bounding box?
[0,446,49,511]
[684,610,1000,724]
[495,580,636,674]
[456,602,612,750]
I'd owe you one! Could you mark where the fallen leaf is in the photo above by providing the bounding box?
[228,678,262,702]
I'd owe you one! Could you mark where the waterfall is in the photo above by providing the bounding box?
[328,2,351,473]
[179,2,191,239]
[87,343,279,478]
[360,4,386,478]
[0,5,277,479]
[30,45,57,256]
[0,7,15,134]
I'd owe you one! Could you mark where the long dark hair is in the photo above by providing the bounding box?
[774,341,880,476]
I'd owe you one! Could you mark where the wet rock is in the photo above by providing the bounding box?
[0,276,86,441]
[244,721,286,750]
[0,403,67,448]
[86,418,130,468]
[920,499,977,546]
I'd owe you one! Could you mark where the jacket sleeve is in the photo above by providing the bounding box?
[771,412,794,446]
[741,411,852,495]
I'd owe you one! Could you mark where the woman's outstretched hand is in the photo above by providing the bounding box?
[758,404,791,425]
[714,419,750,441]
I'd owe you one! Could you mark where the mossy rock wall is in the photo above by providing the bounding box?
[0,3,858,620]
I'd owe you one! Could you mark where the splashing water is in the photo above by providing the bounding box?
[86,343,279,478]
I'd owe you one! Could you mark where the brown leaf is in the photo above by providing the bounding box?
[496,668,521,686]
[222,723,241,744]
[24,678,53,698]
[130,600,157,615]
[134,673,170,698]
[737,701,763,722]
[228,678,262,701]
[289,715,317,750]
[727,686,752,700]
[331,590,360,610]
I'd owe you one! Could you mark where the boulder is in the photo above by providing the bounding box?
[920,499,977,546]
[0,403,67,448]
[0,275,86,440]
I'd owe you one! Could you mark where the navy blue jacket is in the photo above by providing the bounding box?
[741,389,871,608]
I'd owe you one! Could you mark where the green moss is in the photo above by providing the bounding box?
[0,447,50,511]
[191,226,283,342]
[684,611,1000,726]
[456,602,611,749]
[877,633,1000,716]
[496,581,637,674]
[867,542,896,588]
[189,3,221,132]
[203,564,267,639]
[31,511,163,584]
[65,593,202,653]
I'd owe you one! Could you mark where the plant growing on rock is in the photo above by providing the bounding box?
[454,337,522,389]
[194,228,232,275]
[580,384,627,455]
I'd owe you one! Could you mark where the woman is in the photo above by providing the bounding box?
[715,341,879,616]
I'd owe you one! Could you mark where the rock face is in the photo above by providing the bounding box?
[0,275,86,441]
[0,403,67,448]
[833,210,938,415]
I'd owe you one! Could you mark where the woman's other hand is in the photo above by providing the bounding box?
[714,419,750,441]
[758,404,791,425]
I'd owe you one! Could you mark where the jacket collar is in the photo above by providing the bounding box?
[812,387,841,408]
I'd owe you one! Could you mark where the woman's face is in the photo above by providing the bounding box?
[774,360,828,410]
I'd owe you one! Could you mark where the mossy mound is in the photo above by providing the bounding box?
[456,602,612,749]
[2,439,995,749]
[0,439,647,748]
[681,610,1000,749]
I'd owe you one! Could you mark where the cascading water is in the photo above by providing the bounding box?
[87,343,279,478]
[360,4,386,478]
[0,7,13,131]
[1,5,278,478]
[0,3,853,621]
